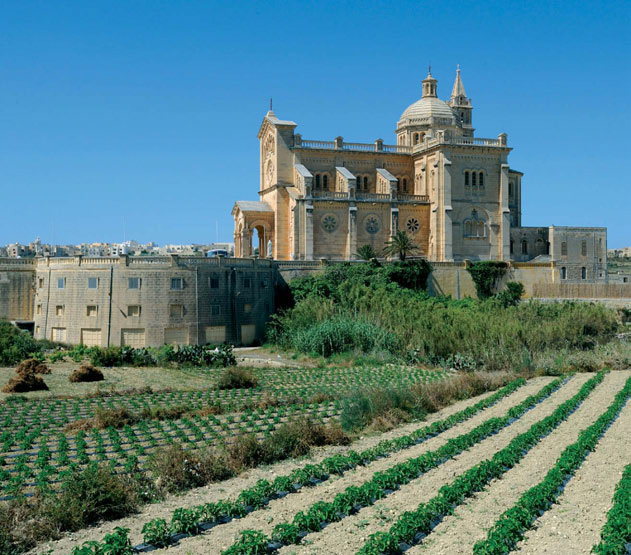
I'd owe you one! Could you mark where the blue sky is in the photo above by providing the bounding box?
[1,1,629,248]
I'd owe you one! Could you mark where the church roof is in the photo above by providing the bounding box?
[234,201,273,213]
[400,96,455,122]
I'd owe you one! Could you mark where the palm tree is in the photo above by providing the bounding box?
[383,231,418,261]
[356,244,377,261]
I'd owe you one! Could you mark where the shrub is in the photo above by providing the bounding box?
[495,281,525,307]
[0,320,52,366]
[217,367,258,390]
[291,317,402,357]
[148,443,233,493]
[69,363,104,383]
[467,261,508,298]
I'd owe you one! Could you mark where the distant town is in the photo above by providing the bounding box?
[1,238,235,258]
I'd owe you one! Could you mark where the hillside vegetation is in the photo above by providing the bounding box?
[269,260,622,371]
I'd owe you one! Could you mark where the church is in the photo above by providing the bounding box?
[233,68,606,282]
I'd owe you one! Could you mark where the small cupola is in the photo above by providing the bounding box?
[422,67,438,98]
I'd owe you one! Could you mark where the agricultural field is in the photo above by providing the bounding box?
[36,369,631,555]
[0,361,445,500]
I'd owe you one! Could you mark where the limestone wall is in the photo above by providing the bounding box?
[32,256,276,347]
[0,259,36,323]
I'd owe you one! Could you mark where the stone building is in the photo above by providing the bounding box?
[233,67,607,282]
[30,255,276,347]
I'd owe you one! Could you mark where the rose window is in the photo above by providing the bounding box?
[406,218,420,233]
[321,214,338,233]
[365,216,380,234]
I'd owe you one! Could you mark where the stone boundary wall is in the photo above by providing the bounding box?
[0,259,36,324]
[30,256,276,347]
[533,283,631,300]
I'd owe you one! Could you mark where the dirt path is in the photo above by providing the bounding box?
[155,377,555,554]
[407,370,631,555]
[32,379,507,555]
[513,374,631,555]
[276,373,591,555]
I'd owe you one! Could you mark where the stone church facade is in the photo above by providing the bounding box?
[233,68,607,280]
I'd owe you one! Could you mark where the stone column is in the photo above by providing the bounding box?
[442,155,453,261]
[347,206,357,260]
[305,204,314,260]
[390,207,399,237]
[240,229,250,257]
[500,163,511,261]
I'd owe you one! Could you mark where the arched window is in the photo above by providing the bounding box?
[472,172,477,187]
[464,171,469,186]
[521,240,528,255]
[581,240,587,256]
[561,267,567,280]
[510,240,514,254]
[463,209,485,238]
[315,174,321,189]
[561,242,567,256]
[323,174,328,190]
[546,241,550,255]
[581,267,587,280]
[402,178,408,192]
[479,172,484,187]
[413,133,419,144]
[364,176,368,190]
[509,182,514,197]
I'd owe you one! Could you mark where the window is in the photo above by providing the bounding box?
[581,241,587,256]
[36,304,41,315]
[402,178,408,192]
[260,278,268,288]
[244,303,253,314]
[57,277,65,289]
[413,133,419,144]
[509,182,514,197]
[561,267,567,280]
[363,176,368,190]
[561,242,568,256]
[128,305,141,317]
[510,240,514,254]
[209,275,219,288]
[38,278,44,289]
[211,304,220,316]
[581,267,587,280]
[463,210,485,238]
[128,277,141,289]
[170,277,183,290]
[315,174,321,189]
[88,277,99,289]
[323,174,328,190]
[464,171,470,186]
[243,277,251,289]
[521,240,528,255]
[86,305,98,317]
[55,305,64,316]
[169,304,183,318]
[479,172,484,187]
[472,172,477,187]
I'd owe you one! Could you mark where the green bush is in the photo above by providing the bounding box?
[467,261,508,299]
[217,367,259,390]
[0,320,51,365]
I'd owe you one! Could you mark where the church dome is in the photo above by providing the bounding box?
[400,96,455,123]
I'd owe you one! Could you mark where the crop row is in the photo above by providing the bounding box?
[221,375,570,554]
[71,377,529,552]
[472,375,631,554]
[356,371,607,554]
[591,463,631,555]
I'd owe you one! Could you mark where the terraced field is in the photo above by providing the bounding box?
[0,364,444,499]
[43,370,631,555]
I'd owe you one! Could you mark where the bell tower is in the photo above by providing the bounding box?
[448,65,474,136]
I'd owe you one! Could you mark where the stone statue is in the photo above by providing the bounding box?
[267,239,273,258]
